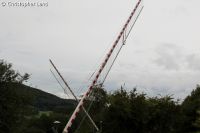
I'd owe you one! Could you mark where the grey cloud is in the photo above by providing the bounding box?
[1,0,200,100]
[16,50,34,56]
[154,43,183,70]
[185,54,200,71]
[118,63,136,70]
[170,6,189,17]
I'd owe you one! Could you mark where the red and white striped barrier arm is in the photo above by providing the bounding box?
[63,0,142,132]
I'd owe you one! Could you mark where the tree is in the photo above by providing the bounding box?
[73,85,108,133]
[103,88,133,133]
[181,85,200,132]
[0,60,30,133]
[0,60,29,83]
[146,96,182,133]
[102,87,182,133]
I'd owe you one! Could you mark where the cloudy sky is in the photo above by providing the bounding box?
[0,0,200,100]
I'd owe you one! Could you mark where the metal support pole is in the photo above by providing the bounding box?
[49,59,99,131]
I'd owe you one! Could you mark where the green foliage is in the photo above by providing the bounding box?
[15,83,76,112]
[101,88,181,133]
[193,110,200,129]
[18,112,69,133]
[0,60,31,133]
[0,60,29,83]
[1,59,200,133]
[181,85,200,132]
[100,86,200,133]
[72,86,108,133]
[23,85,198,133]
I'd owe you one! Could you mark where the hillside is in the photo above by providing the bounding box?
[11,83,76,112]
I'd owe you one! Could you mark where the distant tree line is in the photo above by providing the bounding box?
[74,86,200,133]
[0,60,200,133]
